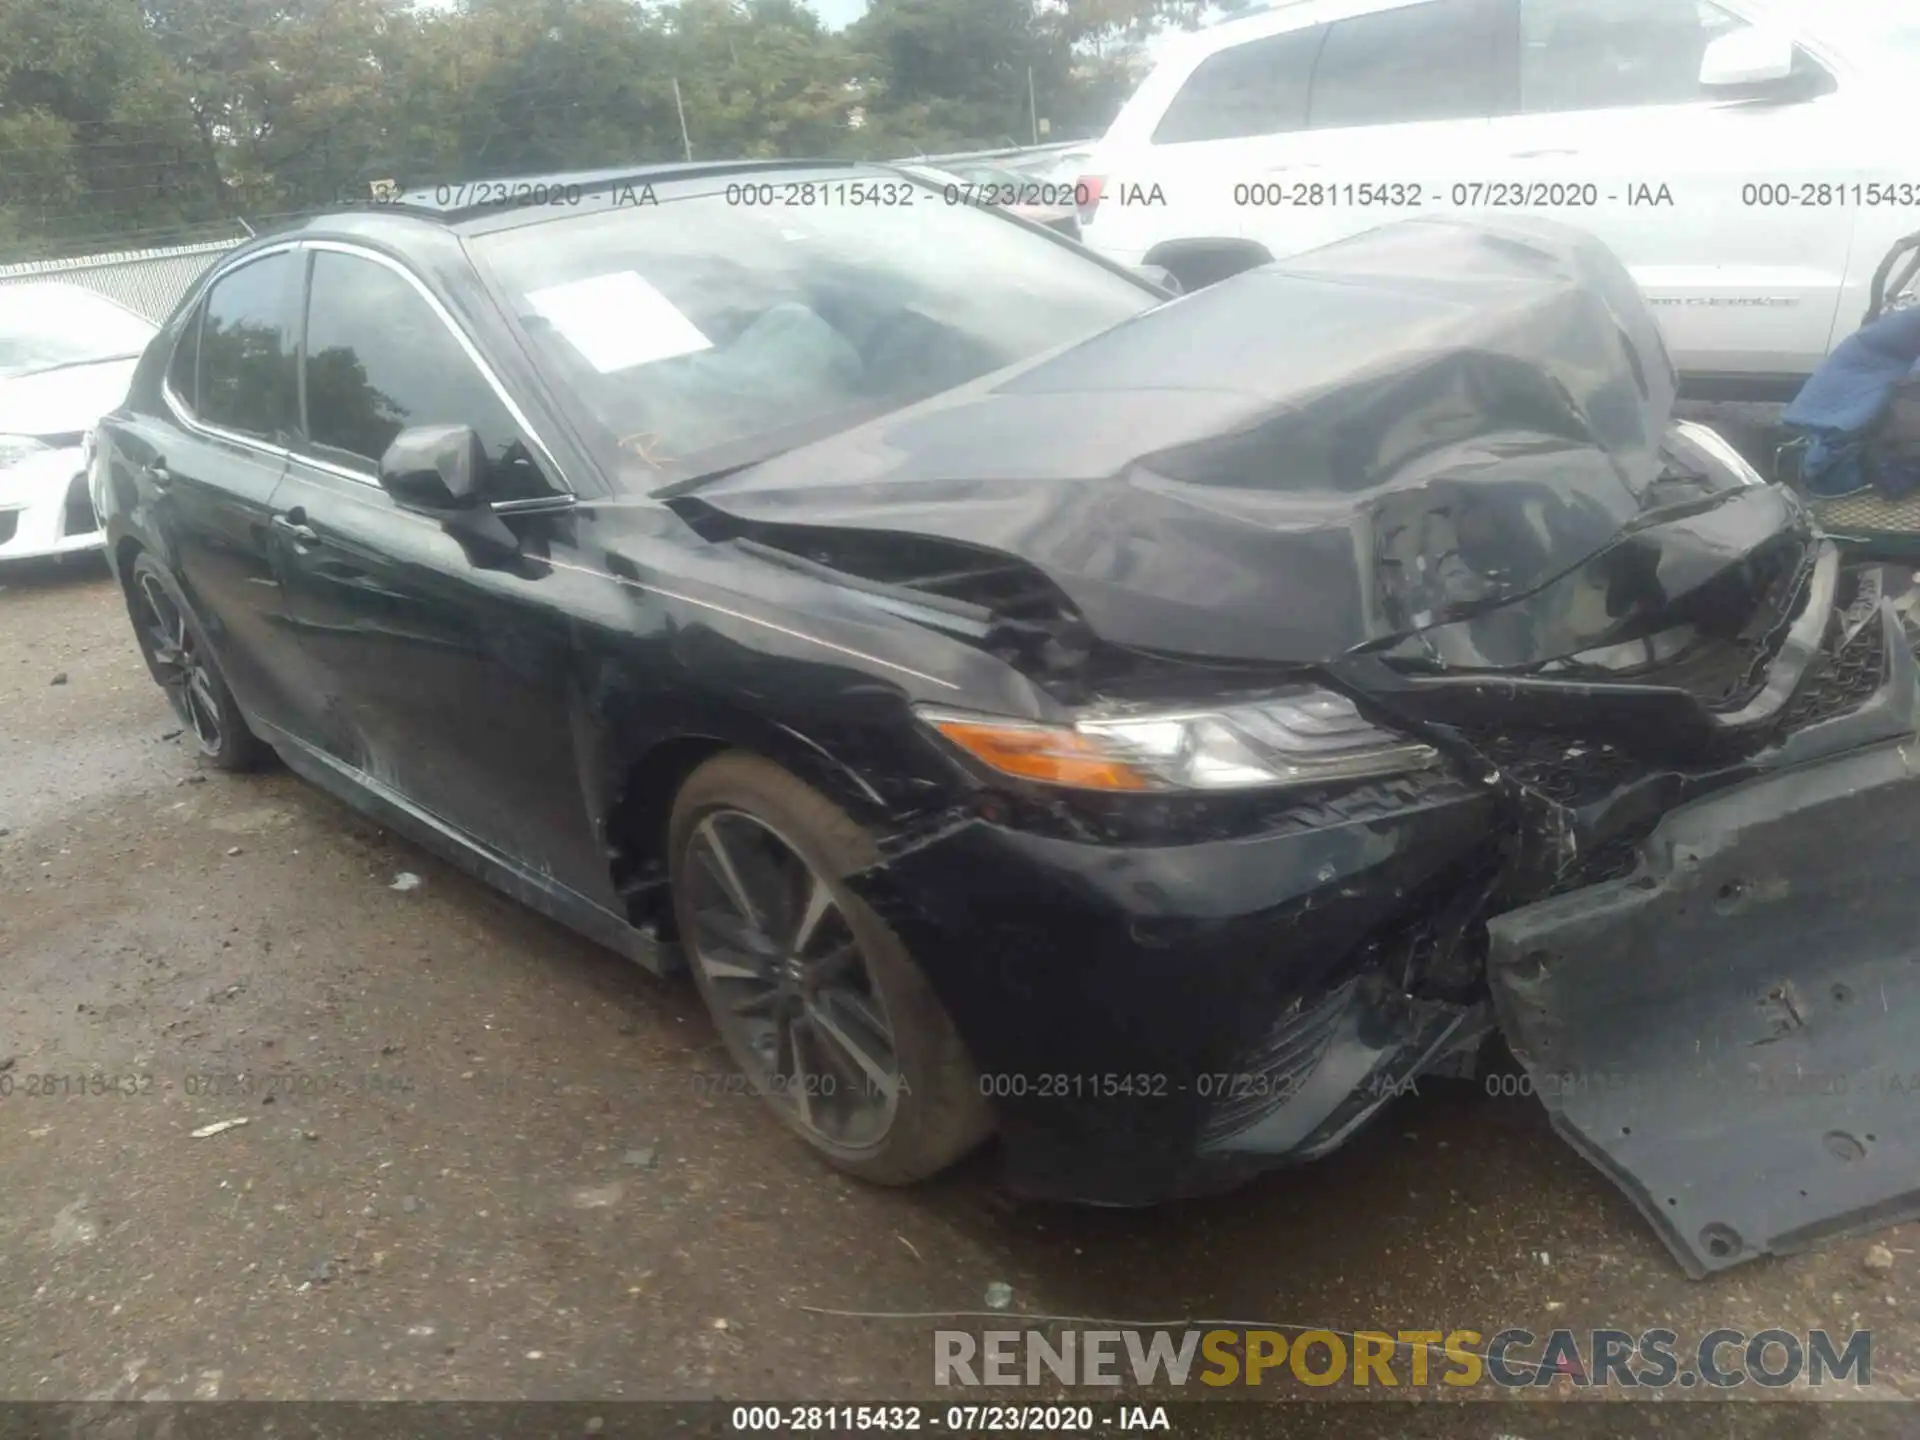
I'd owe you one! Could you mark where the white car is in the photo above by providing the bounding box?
[0,282,157,563]
[1076,0,1920,399]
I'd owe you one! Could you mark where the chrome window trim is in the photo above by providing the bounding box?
[159,242,301,463]
[297,450,381,487]
[299,239,573,495]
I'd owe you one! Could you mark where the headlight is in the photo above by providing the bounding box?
[0,434,49,469]
[918,688,1440,793]
[1673,420,1765,487]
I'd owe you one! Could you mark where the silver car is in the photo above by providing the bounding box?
[0,282,156,563]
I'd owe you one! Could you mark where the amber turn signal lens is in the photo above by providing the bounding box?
[926,717,1152,792]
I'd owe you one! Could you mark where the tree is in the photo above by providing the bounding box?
[140,0,405,215]
[0,0,215,252]
[0,0,1201,260]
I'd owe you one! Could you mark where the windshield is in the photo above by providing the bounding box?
[0,283,156,379]
[469,175,1159,488]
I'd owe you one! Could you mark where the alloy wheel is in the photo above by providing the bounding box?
[136,571,224,756]
[684,808,901,1150]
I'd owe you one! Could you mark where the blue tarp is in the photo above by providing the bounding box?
[1784,304,1920,498]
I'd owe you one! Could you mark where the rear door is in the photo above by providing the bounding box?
[136,248,320,740]
[269,242,616,906]
[1093,0,1503,273]
[1094,20,1330,267]
[1482,0,1856,383]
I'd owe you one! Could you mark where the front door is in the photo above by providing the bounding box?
[269,244,616,907]
[1253,0,1503,258]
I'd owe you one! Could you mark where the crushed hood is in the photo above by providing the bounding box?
[683,215,1722,665]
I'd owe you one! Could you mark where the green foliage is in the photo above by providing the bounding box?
[0,0,1194,260]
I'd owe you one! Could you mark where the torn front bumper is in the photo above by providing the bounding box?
[1489,600,1920,1276]
[847,770,1501,1205]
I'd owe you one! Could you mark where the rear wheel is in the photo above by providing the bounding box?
[667,752,992,1183]
[126,552,269,771]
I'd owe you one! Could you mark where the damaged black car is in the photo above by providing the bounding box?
[92,160,1920,1280]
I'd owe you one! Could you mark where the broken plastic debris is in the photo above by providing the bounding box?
[190,1117,250,1138]
[390,872,422,892]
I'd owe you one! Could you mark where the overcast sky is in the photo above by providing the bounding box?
[409,0,871,26]
[809,0,866,29]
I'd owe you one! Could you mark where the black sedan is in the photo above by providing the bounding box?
[93,159,1920,1278]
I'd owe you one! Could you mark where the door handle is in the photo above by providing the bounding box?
[142,459,171,490]
[272,512,319,546]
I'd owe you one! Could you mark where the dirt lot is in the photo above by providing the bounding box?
[2,556,1917,1434]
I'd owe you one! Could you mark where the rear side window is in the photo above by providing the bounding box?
[1151,26,1325,144]
[1309,0,1497,129]
[197,253,299,444]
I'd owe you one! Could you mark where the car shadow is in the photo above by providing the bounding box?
[907,1074,1661,1340]
[0,552,113,592]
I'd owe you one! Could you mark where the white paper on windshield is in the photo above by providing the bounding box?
[525,271,712,373]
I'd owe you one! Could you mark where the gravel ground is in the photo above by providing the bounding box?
[1,556,1916,1435]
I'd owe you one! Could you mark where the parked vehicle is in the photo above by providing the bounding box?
[94,161,1920,1278]
[901,160,1083,238]
[1076,0,1920,399]
[0,281,156,563]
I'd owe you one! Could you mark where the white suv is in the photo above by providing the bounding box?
[1078,0,1920,398]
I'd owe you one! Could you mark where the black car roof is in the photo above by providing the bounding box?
[329,157,881,228]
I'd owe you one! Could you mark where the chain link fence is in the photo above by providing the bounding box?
[0,233,251,323]
[0,143,1085,321]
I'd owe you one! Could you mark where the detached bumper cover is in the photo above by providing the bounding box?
[1489,606,1920,1276]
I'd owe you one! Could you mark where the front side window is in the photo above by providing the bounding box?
[197,253,299,443]
[1151,27,1325,144]
[301,250,524,485]
[470,179,1159,490]
[1308,0,1496,130]
[1518,0,1753,112]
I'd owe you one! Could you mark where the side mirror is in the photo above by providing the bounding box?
[1699,28,1794,89]
[376,424,487,511]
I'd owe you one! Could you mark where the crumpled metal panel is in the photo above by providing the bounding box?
[1487,629,1920,1276]
[682,215,1741,666]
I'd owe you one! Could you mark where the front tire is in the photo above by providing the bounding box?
[668,752,992,1184]
[126,552,269,772]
